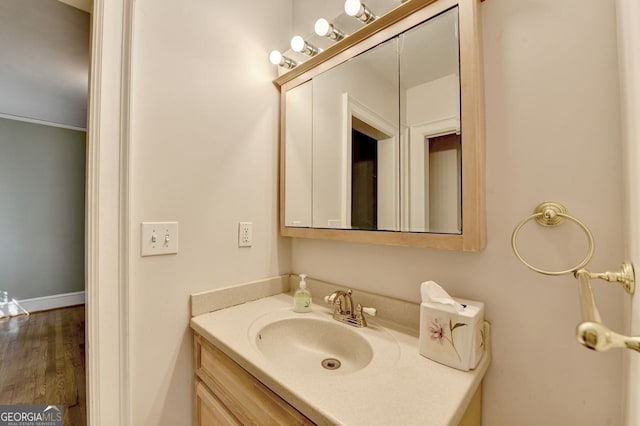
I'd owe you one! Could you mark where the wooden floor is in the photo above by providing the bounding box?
[0,305,86,426]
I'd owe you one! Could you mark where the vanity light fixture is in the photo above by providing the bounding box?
[290,36,320,57]
[269,50,297,69]
[314,18,345,42]
[344,0,377,24]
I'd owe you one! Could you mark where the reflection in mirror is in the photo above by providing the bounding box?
[312,38,399,230]
[284,81,312,227]
[400,7,461,234]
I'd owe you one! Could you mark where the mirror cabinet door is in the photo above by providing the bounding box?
[312,38,399,231]
[284,81,313,227]
[400,7,461,234]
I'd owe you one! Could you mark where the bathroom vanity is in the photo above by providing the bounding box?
[190,276,489,425]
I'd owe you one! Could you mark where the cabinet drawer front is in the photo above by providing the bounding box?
[194,334,314,425]
[195,379,241,426]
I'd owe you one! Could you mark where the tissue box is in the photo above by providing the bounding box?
[419,298,485,371]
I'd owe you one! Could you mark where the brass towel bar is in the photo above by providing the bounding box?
[512,201,637,353]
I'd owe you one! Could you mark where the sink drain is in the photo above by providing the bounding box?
[321,358,341,370]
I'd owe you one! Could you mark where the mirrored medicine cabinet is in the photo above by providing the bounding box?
[274,0,485,251]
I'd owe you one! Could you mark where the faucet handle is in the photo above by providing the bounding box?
[356,304,377,317]
[362,306,377,317]
[324,295,345,314]
[323,295,342,306]
[354,304,376,327]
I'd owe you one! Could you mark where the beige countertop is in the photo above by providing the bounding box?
[190,292,490,426]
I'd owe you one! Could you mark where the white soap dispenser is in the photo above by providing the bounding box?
[293,274,312,313]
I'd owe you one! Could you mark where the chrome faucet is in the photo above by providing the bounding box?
[324,289,377,328]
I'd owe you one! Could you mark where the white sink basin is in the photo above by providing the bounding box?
[248,308,399,376]
[254,316,373,375]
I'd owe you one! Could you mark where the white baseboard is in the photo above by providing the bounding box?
[19,291,86,313]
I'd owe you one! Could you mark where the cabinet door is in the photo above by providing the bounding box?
[194,334,314,425]
[195,379,241,426]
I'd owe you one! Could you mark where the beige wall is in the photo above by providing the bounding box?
[292,0,625,425]
[128,0,292,424]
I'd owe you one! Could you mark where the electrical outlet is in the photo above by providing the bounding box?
[141,222,179,256]
[238,222,253,247]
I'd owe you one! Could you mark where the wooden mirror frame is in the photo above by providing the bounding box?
[275,0,485,251]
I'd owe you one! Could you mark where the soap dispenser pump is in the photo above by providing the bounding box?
[293,274,312,313]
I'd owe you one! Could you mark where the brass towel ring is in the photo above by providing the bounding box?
[513,201,637,353]
[511,201,595,276]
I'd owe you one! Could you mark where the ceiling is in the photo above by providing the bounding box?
[0,0,90,128]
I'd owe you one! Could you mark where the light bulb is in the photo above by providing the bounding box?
[344,0,363,17]
[344,0,377,23]
[268,50,296,69]
[290,36,320,56]
[290,36,306,53]
[315,18,345,41]
[315,18,331,37]
[269,50,282,65]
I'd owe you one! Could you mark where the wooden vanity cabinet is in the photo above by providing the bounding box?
[194,380,241,426]
[193,333,314,426]
[193,332,481,426]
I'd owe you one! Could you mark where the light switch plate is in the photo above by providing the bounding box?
[141,222,179,256]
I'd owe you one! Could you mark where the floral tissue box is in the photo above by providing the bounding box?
[419,298,485,371]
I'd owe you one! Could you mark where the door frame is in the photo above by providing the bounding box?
[342,93,399,230]
[86,0,133,424]
[616,1,640,425]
